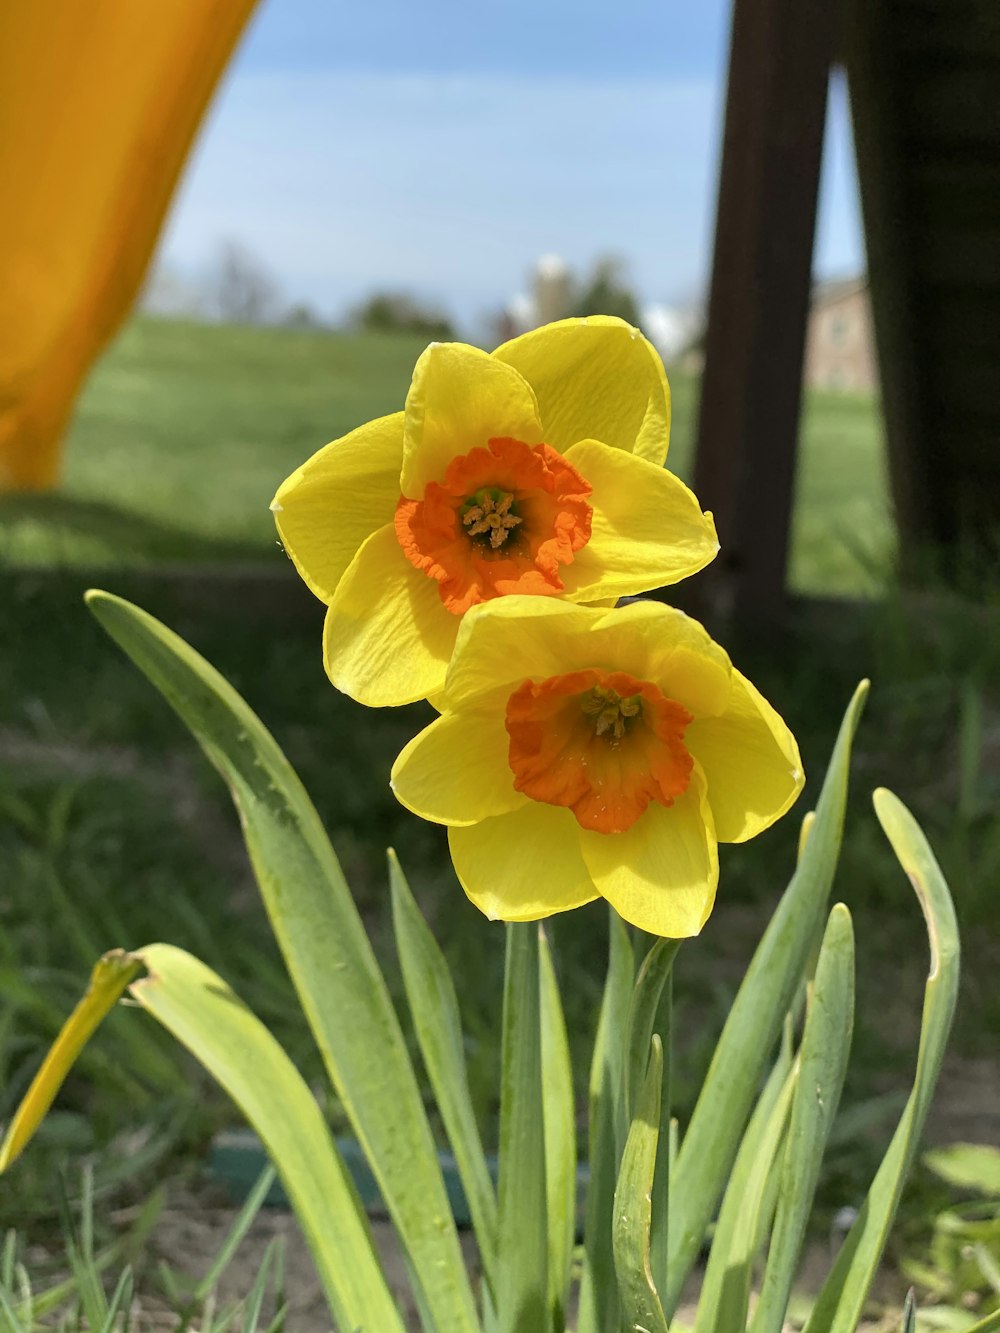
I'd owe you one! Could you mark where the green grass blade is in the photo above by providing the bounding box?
[538,926,576,1333]
[98,1266,134,1333]
[693,1035,797,1333]
[496,923,547,1333]
[61,1168,107,1333]
[751,904,855,1333]
[86,590,480,1333]
[900,1288,916,1333]
[0,1281,28,1333]
[388,850,498,1291]
[130,943,404,1333]
[193,1167,276,1302]
[665,680,869,1319]
[241,1238,282,1333]
[803,789,960,1333]
[613,1035,669,1333]
[578,909,634,1333]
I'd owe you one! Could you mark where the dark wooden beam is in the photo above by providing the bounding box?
[848,0,1000,568]
[691,0,839,622]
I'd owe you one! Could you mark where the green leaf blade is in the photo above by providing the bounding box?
[751,904,855,1333]
[804,789,961,1333]
[85,590,480,1333]
[539,925,576,1333]
[388,850,498,1292]
[666,680,869,1319]
[496,923,548,1333]
[132,944,403,1333]
[578,909,634,1333]
[693,1032,797,1333]
[613,1035,669,1333]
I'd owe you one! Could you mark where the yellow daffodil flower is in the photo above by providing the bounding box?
[390,597,804,937]
[272,317,718,707]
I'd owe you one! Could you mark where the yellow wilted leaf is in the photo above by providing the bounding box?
[0,949,143,1172]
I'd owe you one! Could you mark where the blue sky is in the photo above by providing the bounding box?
[156,0,864,332]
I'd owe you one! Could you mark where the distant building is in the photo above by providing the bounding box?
[803,277,878,393]
[642,303,704,364]
[534,255,573,326]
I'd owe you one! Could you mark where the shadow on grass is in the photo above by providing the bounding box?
[0,492,264,567]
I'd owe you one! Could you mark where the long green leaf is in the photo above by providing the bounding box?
[804,789,960,1333]
[665,680,869,1318]
[538,926,576,1333]
[496,923,548,1333]
[86,591,479,1332]
[751,904,855,1333]
[613,1035,669,1333]
[388,851,498,1292]
[131,944,403,1333]
[578,909,634,1333]
[623,938,680,1303]
[694,1032,797,1333]
[622,940,681,1132]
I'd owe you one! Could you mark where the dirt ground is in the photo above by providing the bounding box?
[144,1187,916,1332]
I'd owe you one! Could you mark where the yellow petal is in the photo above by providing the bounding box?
[587,600,733,718]
[443,596,733,721]
[561,439,718,599]
[272,412,404,604]
[401,342,543,498]
[449,804,598,921]
[324,524,457,706]
[391,708,528,826]
[444,598,601,708]
[685,670,804,843]
[493,316,671,465]
[580,766,718,937]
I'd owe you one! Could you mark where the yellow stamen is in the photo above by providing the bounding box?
[463,489,522,549]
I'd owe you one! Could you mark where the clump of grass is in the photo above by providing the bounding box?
[0,1167,287,1333]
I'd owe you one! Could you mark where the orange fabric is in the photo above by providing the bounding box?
[505,668,693,834]
[0,0,258,491]
[394,437,593,614]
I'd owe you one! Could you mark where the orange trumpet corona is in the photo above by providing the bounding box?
[395,437,593,615]
[505,669,693,834]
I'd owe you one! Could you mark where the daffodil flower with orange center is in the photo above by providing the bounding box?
[390,597,805,938]
[271,317,719,707]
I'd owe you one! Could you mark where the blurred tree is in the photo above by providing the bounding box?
[210,241,282,326]
[283,302,324,331]
[351,293,454,339]
[573,257,642,327]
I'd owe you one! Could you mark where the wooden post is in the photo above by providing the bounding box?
[691,0,840,623]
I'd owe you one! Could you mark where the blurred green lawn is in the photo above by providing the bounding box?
[0,315,893,597]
